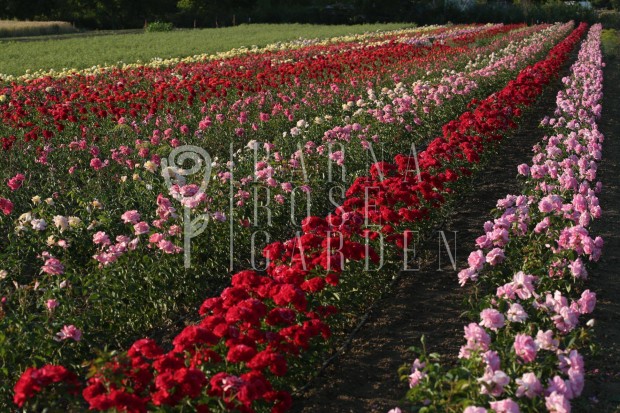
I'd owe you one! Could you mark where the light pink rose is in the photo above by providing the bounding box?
[576,289,596,314]
[121,210,141,224]
[506,303,528,323]
[545,391,571,413]
[517,163,530,176]
[479,308,505,331]
[46,299,59,311]
[535,330,559,351]
[486,248,505,266]
[133,221,150,235]
[489,398,520,413]
[514,334,537,363]
[55,325,82,342]
[467,250,486,271]
[93,231,111,246]
[42,257,64,275]
[516,372,542,398]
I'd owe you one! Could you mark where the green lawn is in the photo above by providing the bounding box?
[0,23,414,76]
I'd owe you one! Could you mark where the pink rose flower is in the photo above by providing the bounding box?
[7,173,25,191]
[90,158,105,170]
[149,233,164,244]
[516,372,542,398]
[459,323,491,358]
[577,289,596,314]
[506,303,528,323]
[517,163,530,176]
[55,325,82,342]
[534,217,551,234]
[482,350,500,371]
[496,283,517,300]
[568,258,587,279]
[535,330,559,351]
[489,398,520,413]
[486,248,505,266]
[0,197,14,215]
[93,231,111,246]
[479,308,505,331]
[133,221,150,235]
[552,306,579,333]
[514,334,537,363]
[41,257,64,275]
[46,299,59,311]
[512,271,536,299]
[121,210,141,224]
[408,369,425,388]
[158,239,177,254]
[458,267,477,286]
[545,391,571,413]
[475,235,492,248]
[547,375,573,399]
[479,369,510,397]
[467,250,486,271]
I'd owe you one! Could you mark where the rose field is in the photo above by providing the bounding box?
[0,21,619,413]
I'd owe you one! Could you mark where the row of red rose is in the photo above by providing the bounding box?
[0,25,511,150]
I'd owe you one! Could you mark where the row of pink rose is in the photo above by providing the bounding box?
[401,24,605,413]
[363,24,568,128]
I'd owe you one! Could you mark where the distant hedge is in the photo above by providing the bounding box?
[1,0,618,30]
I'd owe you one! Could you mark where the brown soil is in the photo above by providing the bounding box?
[291,79,563,412]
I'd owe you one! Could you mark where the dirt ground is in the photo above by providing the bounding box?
[291,57,620,413]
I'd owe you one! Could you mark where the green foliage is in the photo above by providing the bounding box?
[409,1,597,26]
[2,0,612,31]
[601,28,620,56]
[0,0,616,31]
[599,10,620,29]
[145,20,174,32]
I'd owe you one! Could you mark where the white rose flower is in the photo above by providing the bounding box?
[31,219,47,231]
[68,216,82,227]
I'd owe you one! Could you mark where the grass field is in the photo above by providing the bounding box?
[0,20,76,38]
[0,23,414,77]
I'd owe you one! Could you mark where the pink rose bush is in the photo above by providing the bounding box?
[400,24,605,412]
[7,173,25,191]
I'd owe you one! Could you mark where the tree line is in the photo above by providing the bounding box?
[0,0,614,30]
